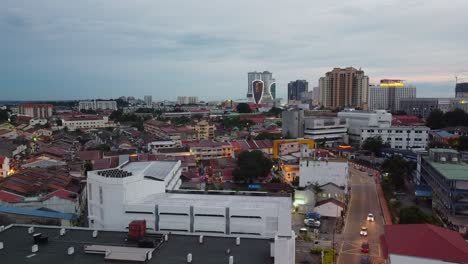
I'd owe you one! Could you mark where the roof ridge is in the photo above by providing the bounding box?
[426,224,468,255]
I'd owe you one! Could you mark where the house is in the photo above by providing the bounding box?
[0,129,18,140]
[0,156,10,178]
[313,198,345,218]
[317,182,346,202]
[382,224,468,264]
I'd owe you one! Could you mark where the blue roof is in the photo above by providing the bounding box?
[431,130,455,138]
[415,185,432,198]
[0,206,78,220]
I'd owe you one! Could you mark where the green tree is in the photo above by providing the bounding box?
[232,150,273,183]
[381,155,415,190]
[97,144,111,151]
[426,109,445,129]
[458,136,468,151]
[236,103,252,113]
[267,107,284,117]
[255,132,281,140]
[444,108,468,127]
[0,109,9,123]
[83,160,93,176]
[361,136,384,156]
[399,206,434,224]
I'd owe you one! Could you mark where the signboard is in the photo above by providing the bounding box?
[248,184,261,189]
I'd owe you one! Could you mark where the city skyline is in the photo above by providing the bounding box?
[2,0,468,101]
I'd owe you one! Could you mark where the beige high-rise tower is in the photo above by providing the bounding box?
[319,67,369,109]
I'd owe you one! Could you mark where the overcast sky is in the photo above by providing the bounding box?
[2,0,468,101]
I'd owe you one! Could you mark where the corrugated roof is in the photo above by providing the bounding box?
[424,157,468,180]
[383,224,468,263]
[0,190,24,203]
[0,205,77,220]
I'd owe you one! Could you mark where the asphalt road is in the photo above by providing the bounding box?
[336,166,385,264]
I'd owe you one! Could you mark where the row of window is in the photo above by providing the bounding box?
[365,129,428,134]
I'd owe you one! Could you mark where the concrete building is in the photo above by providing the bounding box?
[247,71,276,104]
[400,98,468,119]
[368,80,416,112]
[19,103,53,118]
[177,96,199,105]
[86,160,296,263]
[282,110,348,147]
[79,100,117,111]
[194,120,215,140]
[419,149,468,233]
[186,141,233,161]
[298,158,349,189]
[147,141,179,154]
[337,109,392,144]
[319,67,369,109]
[287,80,308,103]
[361,126,429,150]
[62,115,115,131]
[144,95,152,107]
[0,156,10,178]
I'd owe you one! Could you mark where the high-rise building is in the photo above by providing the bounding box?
[319,67,369,109]
[144,95,152,107]
[177,96,199,105]
[456,83,468,98]
[19,103,53,119]
[247,71,276,104]
[287,80,308,103]
[368,79,416,112]
[78,100,117,111]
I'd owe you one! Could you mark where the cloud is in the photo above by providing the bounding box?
[1,0,467,100]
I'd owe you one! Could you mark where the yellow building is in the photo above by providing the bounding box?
[194,120,216,140]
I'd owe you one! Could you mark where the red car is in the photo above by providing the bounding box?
[361,241,369,253]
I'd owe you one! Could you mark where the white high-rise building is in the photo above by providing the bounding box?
[177,96,199,105]
[144,95,152,107]
[368,80,416,112]
[79,100,117,111]
[247,71,276,104]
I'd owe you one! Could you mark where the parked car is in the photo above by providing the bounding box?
[361,241,369,253]
[304,219,321,228]
[360,226,368,236]
[360,255,371,264]
[305,212,321,221]
[367,213,374,222]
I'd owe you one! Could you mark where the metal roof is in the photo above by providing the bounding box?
[0,205,78,220]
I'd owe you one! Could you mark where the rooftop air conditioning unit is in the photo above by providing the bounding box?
[452,157,458,162]
[440,157,446,163]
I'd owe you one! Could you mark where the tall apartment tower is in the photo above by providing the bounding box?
[455,82,468,98]
[247,71,276,104]
[319,67,369,109]
[144,95,152,107]
[287,80,309,103]
[368,80,416,112]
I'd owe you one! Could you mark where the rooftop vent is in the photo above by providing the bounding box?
[97,169,132,178]
[28,227,34,234]
[92,230,98,238]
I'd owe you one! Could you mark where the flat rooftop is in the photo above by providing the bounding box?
[425,157,468,181]
[0,225,273,264]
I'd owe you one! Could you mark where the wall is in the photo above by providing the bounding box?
[389,254,456,264]
[299,160,349,188]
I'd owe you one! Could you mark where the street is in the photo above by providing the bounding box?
[336,166,385,264]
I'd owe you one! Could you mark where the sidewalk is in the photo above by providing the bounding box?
[376,181,393,225]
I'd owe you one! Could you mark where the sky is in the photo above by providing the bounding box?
[2,0,468,101]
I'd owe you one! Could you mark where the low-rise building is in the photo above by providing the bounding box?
[186,140,234,161]
[338,109,392,145]
[0,156,10,178]
[419,149,468,233]
[194,120,215,140]
[429,130,459,145]
[299,158,349,189]
[62,115,115,131]
[79,100,117,111]
[147,141,178,153]
[361,126,429,150]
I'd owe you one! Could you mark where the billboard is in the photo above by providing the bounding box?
[252,80,264,104]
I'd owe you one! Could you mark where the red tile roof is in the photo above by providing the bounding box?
[0,190,24,203]
[0,156,6,164]
[383,224,468,263]
[44,189,78,202]
[315,198,346,208]
[78,150,102,161]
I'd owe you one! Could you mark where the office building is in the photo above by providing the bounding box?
[186,140,233,161]
[144,95,152,107]
[419,149,468,233]
[400,98,468,119]
[86,160,296,263]
[311,87,320,105]
[456,82,468,98]
[61,115,116,131]
[79,100,117,111]
[338,109,392,144]
[177,96,199,105]
[287,80,308,103]
[19,103,53,119]
[319,67,369,109]
[361,126,429,150]
[247,71,276,104]
[368,79,416,112]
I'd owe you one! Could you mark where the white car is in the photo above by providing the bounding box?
[367,213,374,222]
[360,226,368,236]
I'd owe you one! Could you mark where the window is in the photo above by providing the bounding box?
[88,183,92,200]
[99,186,103,205]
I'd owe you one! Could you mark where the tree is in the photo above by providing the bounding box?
[232,150,273,183]
[267,107,283,117]
[255,132,281,140]
[426,109,445,129]
[361,136,384,156]
[236,103,252,113]
[399,206,434,224]
[444,108,468,127]
[0,109,9,123]
[311,182,323,194]
[457,136,468,151]
[381,155,415,190]
[83,160,93,176]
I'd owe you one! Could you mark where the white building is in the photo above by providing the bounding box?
[0,156,10,178]
[87,160,296,264]
[144,95,152,107]
[361,126,429,150]
[338,109,392,144]
[368,80,416,112]
[19,104,53,118]
[62,115,115,131]
[313,198,345,218]
[79,100,117,111]
[29,118,48,126]
[303,117,348,147]
[147,141,178,153]
[177,96,199,105]
[299,158,349,189]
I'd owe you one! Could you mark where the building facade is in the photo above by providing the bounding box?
[455,82,468,98]
[19,104,53,119]
[319,67,369,109]
[78,100,117,111]
[400,98,468,119]
[247,71,276,104]
[177,96,199,105]
[187,141,234,161]
[144,95,152,107]
[338,109,392,145]
[287,80,308,103]
[419,149,468,233]
[361,126,429,150]
[62,115,115,131]
[368,80,416,112]
[194,120,215,140]
[0,156,10,178]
